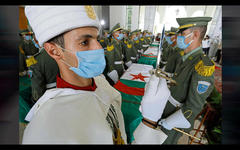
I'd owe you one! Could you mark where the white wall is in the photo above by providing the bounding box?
[144,6,156,33]
[109,6,126,30]
[131,6,140,31]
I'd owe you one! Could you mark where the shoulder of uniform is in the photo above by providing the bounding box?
[194,54,215,77]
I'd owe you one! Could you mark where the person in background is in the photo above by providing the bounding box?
[202,35,210,56]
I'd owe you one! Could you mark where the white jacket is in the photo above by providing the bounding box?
[22,75,167,144]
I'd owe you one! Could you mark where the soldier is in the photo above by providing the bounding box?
[19,29,40,76]
[164,28,184,74]
[99,30,109,49]
[160,27,180,70]
[154,17,215,144]
[140,30,150,52]
[132,29,143,59]
[159,31,170,69]
[22,6,171,144]
[104,23,125,84]
[122,30,138,68]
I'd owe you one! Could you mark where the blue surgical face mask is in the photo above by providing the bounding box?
[165,36,173,45]
[139,34,142,38]
[24,35,32,41]
[107,34,110,38]
[58,45,106,78]
[177,32,194,50]
[117,33,124,40]
[134,37,138,41]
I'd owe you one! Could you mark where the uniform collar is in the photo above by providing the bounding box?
[56,74,97,91]
[182,46,202,62]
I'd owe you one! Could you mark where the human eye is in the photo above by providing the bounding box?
[79,40,89,46]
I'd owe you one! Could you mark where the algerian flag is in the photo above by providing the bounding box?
[138,46,160,68]
[143,46,159,55]
[114,63,153,143]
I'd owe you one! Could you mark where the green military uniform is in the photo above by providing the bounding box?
[30,49,59,102]
[18,29,39,74]
[99,30,109,49]
[164,46,184,74]
[123,39,138,65]
[159,39,169,68]
[160,27,178,69]
[105,23,125,79]
[160,17,215,144]
[121,29,136,67]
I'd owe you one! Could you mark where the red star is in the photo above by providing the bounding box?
[130,73,149,82]
[149,53,154,55]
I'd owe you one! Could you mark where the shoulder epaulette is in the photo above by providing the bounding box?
[107,44,114,51]
[195,59,215,77]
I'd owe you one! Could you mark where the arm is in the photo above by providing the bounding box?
[159,72,215,131]
[132,74,170,144]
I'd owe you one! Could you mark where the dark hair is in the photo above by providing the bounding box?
[47,33,65,48]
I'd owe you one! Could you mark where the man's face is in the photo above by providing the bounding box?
[131,34,136,40]
[171,34,177,46]
[113,30,120,40]
[179,28,193,46]
[62,26,102,68]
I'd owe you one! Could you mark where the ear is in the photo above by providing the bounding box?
[44,42,63,61]
[193,30,200,41]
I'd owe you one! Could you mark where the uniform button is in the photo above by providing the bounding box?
[37,104,40,109]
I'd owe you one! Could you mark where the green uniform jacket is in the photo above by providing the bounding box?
[133,39,141,51]
[159,40,170,68]
[20,39,39,56]
[19,39,39,72]
[122,40,138,64]
[165,47,184,73]
[99,37,109,49]
[30,50,59,102]
[162,47,215,144]
[139,37,148,52]
[105,38,125,78]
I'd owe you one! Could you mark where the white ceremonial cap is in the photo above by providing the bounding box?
[25,6,100,47]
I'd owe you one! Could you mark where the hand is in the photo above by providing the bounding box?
[141,74,170,122]
[125,61,132,68]
[107,70,119,84]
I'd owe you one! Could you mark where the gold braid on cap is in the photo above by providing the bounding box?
[84,6,96,20]
[195,60,215,77]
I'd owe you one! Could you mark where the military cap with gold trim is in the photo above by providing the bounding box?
[109,23,122,35]
[19,29,33,36]
[176,17,212,32]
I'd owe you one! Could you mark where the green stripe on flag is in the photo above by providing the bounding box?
[119,79,146,88]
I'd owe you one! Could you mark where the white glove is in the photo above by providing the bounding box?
[141,74,170,122]
[107,70,119,84]
[159,109,191,130]
[125,61,132,68]
[140,49,144,54]
[142,44,149,48]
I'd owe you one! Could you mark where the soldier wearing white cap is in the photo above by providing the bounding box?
[22,5,170,144]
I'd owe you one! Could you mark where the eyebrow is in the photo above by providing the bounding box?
[76,34,95,41]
